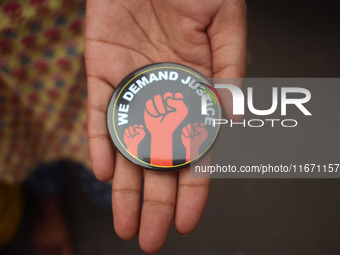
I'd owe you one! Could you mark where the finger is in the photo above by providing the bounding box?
[208,0,247,120]
[163,92,173,101]
[139,171,177,253]
[146,99,158,117]
[175,151,212,234]
[128,125,134,136]
[174,92,183,99]
[124,128,131,138]
[194,126,205,133]
[127,126,134,137]
[112,152,143,240]
[163,92,173,111]
[135,124,144,132]
[193,123,200,134]
[197,125,208,139]
[87,76,115,181]
[208,0,247,78]
[187,124,195,136]
[154,94,166,114]
[166,97,187,112]
[194,123,205,131]
[182,126,190,138]
[135,127,145,135]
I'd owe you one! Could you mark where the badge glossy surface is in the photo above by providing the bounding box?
[107,63,222,171]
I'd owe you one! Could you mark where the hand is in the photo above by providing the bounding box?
[182,123,208,162]
[145,92,188,166]
[124,124,145,157]
[85,0,246,253]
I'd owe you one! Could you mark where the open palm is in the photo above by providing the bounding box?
[85,0,246,253]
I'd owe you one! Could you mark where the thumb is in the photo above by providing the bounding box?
[135,127,145,134]
[194,125,204,132]
[166,98,186,110]
[194,126,206,134]
[195,126,208,139]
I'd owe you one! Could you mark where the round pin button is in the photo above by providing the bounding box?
[107,63,222,171]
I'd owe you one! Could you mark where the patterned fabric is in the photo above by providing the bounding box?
[0,0,90,184]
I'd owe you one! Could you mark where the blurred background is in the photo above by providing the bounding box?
[3,0,340,254]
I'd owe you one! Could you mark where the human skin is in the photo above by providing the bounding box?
[85,0,247,253]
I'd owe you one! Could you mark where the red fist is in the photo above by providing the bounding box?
[124,124,145,157]
[181,123,208,161]
[144,92,188,137]
[144,92,188,166]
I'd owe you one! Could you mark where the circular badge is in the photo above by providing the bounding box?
[107,63,222,171]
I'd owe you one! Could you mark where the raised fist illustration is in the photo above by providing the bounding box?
[144,92,188,137]
[144,92,188,166]
[181,123,208,161]
[124,124,145,157]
